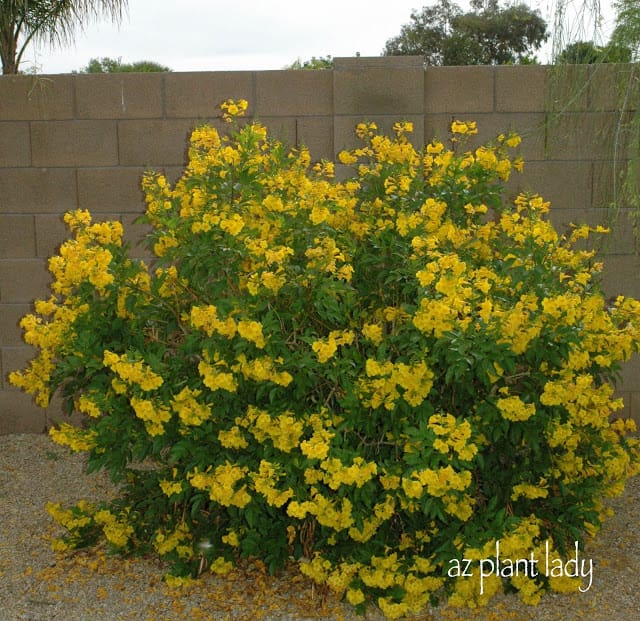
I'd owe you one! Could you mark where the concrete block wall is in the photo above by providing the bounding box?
[1,58,639,433]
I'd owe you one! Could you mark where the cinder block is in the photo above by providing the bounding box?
[31,120,118,167]
[619,354,640,394]
[627,392,640,425]
[474,112,546,161]
[545,112,622,161]
[2,344,35,385]
[544,65,591,113]
[75,73,164,119]
[255,71,333,116]
[581,111,638,166]
[121,214,154,260]
[0,216,36,259]
[601,254,640,300]
[162,166,187,187]
[296,117,334,161]
[0,259,51,303]
[422,114,457,144]
[0,74,74,121]
[495,65,547,113]
[77,167,148,213]
[164,72,254,119]
[0,389,47,434]
[597,208,638,256]
[591,161,617,212]
[591,159,639,212]
[34,214,67,258]
[333,65,424,116]
[0,305,32,348]
[509,160,592,213]
[0,122,31,167]
[0,168,77,214]
[117,119,198,167]
[333,57,425,70]
[589,63,640,112]
[257,117,297,148]
[425,66,494,114]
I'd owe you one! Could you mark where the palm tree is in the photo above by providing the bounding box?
[0,1,128,74]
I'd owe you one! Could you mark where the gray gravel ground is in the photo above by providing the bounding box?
[1,433,639,621]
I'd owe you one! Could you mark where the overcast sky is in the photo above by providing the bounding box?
[24,1,616,74]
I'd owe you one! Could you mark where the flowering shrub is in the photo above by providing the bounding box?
[11,100,640,618]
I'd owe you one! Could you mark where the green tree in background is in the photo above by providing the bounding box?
[383,0,548,65]
[0,0,128,74]
[80,56,170,72]
[553,0,637,64]
[285,55,333,70]
[609,0,640,60]
[555,40,631,64]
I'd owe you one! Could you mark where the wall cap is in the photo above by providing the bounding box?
[333,56,425,70]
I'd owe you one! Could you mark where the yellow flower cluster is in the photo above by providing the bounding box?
[450,120,478,135]
[188,462,251,508]
[300,551,443,620]
[218,425,248,449]
[48,211,123,296]
[164,574,197,589]
[360,358,434,409]
[288,492,354,531]
[496,394,537,422]
[75,394,101,418]
[233,353,293,386]
[427,413,478,461]
[198,358,238,393]
[171,386,211,426]
[159,473,183,498]
[154,521,192,558]
[103,350,163,391]
[305,236,354,281]
[361,322,384,345]
[511,481,549,501]
[130,396,171,436]
[237,319,266,348]
[9,297,89,407]
[9,351,55,407]
[311,329,354,363]
[189,305,238,339]
[317,455,378,490]
[540,374,622,429]
[93,508,134,549]
[220,97,248,121]
[46,500,97,552]
[239,405,304,452]
[347,495,395,542]
[403,465,472,500]
[49,422,98,452]
[299,427,334,460]
[251,459,294,507]
[46,501,93,531]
